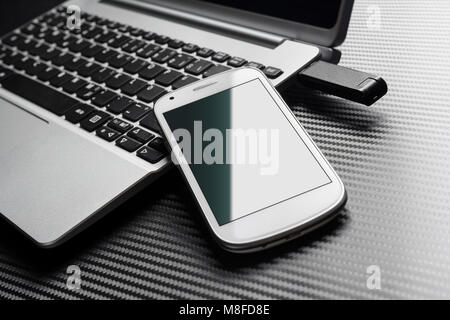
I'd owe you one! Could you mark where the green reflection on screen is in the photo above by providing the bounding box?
[164,89,232,225]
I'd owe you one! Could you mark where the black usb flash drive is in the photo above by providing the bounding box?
[298,61,388,106]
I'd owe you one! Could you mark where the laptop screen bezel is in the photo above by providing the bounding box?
[117,0,354,47]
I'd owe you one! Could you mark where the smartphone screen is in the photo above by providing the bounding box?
[163,78,331,226]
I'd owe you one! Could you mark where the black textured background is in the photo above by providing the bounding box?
[1,0,450,299]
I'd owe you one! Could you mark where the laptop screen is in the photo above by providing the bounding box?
[196,0,342,29]
[126,0,351,46]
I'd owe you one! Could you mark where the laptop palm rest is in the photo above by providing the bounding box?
[0,98,148,247]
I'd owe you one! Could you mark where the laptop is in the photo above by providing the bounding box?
[0,0,354,247]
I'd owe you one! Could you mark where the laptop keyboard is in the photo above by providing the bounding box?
[0,5,284,164]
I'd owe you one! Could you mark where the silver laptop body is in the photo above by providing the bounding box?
[0,0,353,247]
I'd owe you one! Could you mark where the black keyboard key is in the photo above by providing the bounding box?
[168,53,195,69]
[154,35,171,44]
[39,12,56,24]
[136,84,166,103]
[140,111,161,134]
[51,51,74,66]
[46,29,64,44]
[116,136,142,152]
[0,67,14,82]
[83,13,97,23]
[16,36,31,50]
[148,137,167,152]
[97,18,114,28]
[24,60,46,76]
[95,48,116,63]
[67,26,83,36]
[39,46,60,61]
[127,127,154,143]
[121,78,147,96]
[129,27,146,37]
[97,126,121,142]
[212,51,230,62]
[137,145,165,163]
[155,69,182,86]
[106,21,121,30]
[105,20,120,30]
[76,83,102,100]
[28,42,49,57]
[182,43,199,53]
[203,64,230,78]
[65,56,88,71]
[26,40,44,55]
[68,38,90,52]
[91,89,118,107]
[65,103,94,123]
[227,56,247,67]
[106,96,133,114]
[142,31,156,41]
[80,43,103,57]
[108,118,133,133]
[95,30,116,43]
[74,22,90,33]
[122,58,148,74]
[151,48,176,64]
[14,39,35,55]
[1,74,78,116]
[108,34,131,48]
[108,53,132,68]
[172,75,198,89]
[25,61,47,76]
[185,59,213,76]
[0,46,10,59]
[30,25,48,38]
[2,33,26,47]
[47,15,65,27]
[105,73,131,90]
[35,28,48,40]
[122,39,145,53]
[168,39,184,49]
[118,24,132,34]
[80,111,112,132]
[14,56,32,72]
[83,14,99,24]
[78,61,101,77]
[21,23,41,36]
[13,56,33,71]
[36,66,59,81]
[91,67,116,83]
[43,29,65,44]
[123,103,151,122]
[136,44,161,58]
[49,72,74,87]
[197,47,214,58]
[94,18,110,27]
[138,63,166,80]
[263,66,283,79]
[246,61,265,70]
[17,38,38,52]
[58,35,78,49]
[62,77,87,94]
[2,51,24,65]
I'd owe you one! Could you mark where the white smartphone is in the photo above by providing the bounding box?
[154,68,347,253]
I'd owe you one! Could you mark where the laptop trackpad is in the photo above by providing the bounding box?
[0,99,148,246]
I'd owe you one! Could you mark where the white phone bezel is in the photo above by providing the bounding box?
[154,68,346,252]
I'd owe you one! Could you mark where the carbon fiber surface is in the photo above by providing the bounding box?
[1,0,450,299]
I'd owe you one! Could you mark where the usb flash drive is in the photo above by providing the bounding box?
[298,61,388,106]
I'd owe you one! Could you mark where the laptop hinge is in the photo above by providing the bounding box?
[106,0,285,47]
